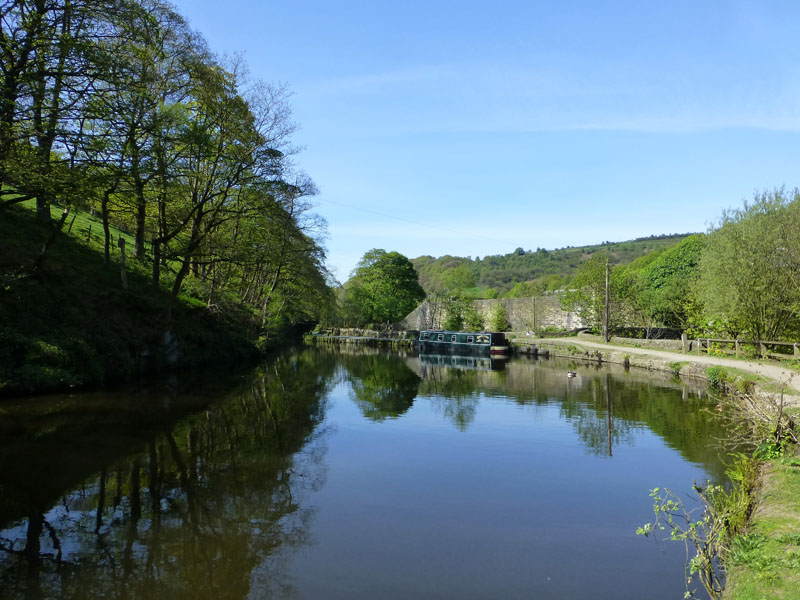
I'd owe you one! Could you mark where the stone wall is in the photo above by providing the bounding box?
[400,295,584,331]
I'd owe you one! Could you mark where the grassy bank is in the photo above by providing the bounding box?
[0,205,269,397]
[725,455,800,599]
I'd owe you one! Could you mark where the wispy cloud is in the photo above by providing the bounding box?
[299,56,800,134]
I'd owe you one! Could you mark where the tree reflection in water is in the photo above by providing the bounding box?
[0,349,337,600]
[340,353,420,421]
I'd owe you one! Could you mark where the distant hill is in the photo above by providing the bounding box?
[411,233,695,297]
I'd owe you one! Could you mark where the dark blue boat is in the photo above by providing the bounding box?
[417,330,509,355]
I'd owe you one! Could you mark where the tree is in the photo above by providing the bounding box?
[635,234,705,331]
[487,303,509,331]
[560,254,619,333]
[698,189,800,340]
[344,249,425,325]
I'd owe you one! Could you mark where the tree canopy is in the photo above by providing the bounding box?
[698,189,800,340]
[342,249,425,325]
[0,0,332,334]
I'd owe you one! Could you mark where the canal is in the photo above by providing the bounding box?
[0,346,729,599]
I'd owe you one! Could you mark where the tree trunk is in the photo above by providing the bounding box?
[31,207,70,274]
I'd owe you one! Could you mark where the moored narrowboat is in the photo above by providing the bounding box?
[417,330,509,355]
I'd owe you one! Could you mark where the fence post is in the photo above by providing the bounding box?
[795,343,799,358]
[735,339,741,357]
[706,338,711,355]
[118,236,128,291]
[681,333,688,354]
[696,339,701,356]
[759,342,767,358]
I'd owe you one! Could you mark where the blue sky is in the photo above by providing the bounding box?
[171,0,800,281]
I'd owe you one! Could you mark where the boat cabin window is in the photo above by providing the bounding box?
[451,335,457,342]
[437,334,444,341]
[467,336,474,343]
[421,332,429,340]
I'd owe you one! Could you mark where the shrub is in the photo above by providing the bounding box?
[487,304,509,331]
[706,366,731,389]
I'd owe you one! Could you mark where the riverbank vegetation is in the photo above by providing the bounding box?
[0,0,332,394]
[639,383,800,599]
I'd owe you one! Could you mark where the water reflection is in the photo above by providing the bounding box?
[0,347,726,599]
[0,350,337,600]
[402,353,722,479]
[340,353,420,421]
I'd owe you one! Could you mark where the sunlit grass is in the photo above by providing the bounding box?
[725,457,800,600]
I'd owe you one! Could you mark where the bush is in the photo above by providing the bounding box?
[487,304,509,331]
[462,305,484,330]
[706,366,731,389]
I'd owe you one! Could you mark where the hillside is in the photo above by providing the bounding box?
[411,233,694,296]
[0,205,266,397]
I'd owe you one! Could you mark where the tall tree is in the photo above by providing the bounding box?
[698,189,800,340]
[345,249,425,325]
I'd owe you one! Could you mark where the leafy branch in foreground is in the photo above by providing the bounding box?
[637,453,760,599]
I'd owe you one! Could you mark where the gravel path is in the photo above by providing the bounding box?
[544,338,800,393]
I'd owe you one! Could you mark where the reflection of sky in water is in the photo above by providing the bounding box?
[0,349,722,600]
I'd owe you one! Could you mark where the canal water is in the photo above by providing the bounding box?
[0,347,729,599]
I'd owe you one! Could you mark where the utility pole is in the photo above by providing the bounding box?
[604,261,610,343]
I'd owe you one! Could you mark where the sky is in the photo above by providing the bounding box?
[170,0,800,282]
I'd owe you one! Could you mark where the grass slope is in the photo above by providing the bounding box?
[726,455,800,599]
[0,205,260,397]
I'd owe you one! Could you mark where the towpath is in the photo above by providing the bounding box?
[541,337,800,394]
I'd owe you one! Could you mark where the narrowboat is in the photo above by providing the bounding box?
[417,330,509,355]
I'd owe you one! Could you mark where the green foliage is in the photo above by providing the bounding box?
[706,366,732,389]
[560,253,615,332]
[343,249,425,325]
[0,206,264,396]
[698,189,800,341]
[487,303,509,332]
[442,309,463,331]
[627,234,706,331]
[462,303,484,330]
[0,0,333,342]
[670,362,686,376]
[411,234,691,298]
[752,440,789,461]
[638,454,760,599]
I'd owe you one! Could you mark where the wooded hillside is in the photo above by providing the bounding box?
[411,233,692,297]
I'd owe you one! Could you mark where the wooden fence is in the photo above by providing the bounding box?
[684,335,800,360]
